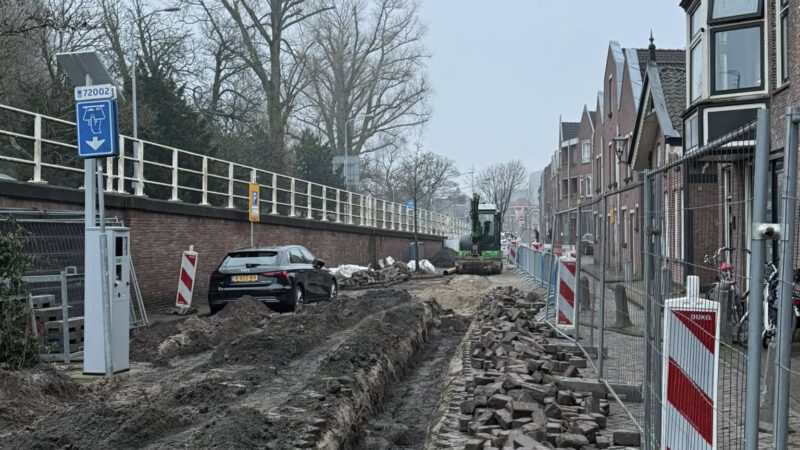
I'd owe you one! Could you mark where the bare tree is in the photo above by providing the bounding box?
[476,160,527,232]
[213,0,332,171]
[184,0,263,134]
[361,146,405,201]
[397,146,457,270]
[301,0,430,159]
[0,0,91,38]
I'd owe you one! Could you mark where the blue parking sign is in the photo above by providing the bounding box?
[76,99,119,158]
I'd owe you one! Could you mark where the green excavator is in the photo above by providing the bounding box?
[455,193,503,275]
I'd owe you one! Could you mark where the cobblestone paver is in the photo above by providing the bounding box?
[514,267,800,449]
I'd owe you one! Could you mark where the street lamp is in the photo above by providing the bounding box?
[131,6,180,140]
[129,6,178,195]
[343,114,373,189]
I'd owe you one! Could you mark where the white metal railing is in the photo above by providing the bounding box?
[0,103,468,238]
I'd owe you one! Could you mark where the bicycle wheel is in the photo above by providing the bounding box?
[737,315,748,348]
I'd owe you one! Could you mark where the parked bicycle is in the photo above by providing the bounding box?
[735,262,780,348]
[704,247,748,345]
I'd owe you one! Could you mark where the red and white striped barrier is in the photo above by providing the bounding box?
[508,244,517,266]
[175,246,199,309]
[553,243,563,257]
[556,256,576,329]
[661,275,719,450]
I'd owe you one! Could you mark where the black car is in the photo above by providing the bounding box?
[208,245,337,314]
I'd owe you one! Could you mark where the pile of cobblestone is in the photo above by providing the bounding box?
[337,265,412,289]
[440,286,642,449]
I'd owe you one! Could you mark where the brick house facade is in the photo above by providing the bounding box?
[677,0,799,289]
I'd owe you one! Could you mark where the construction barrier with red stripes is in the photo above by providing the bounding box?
[175,246,199,308]
[507,243,517,266]
[661,275,719,449]
[555,256,576,329]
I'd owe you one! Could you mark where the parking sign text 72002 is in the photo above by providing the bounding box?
[74,84,117,101]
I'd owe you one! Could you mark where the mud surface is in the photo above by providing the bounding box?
[356,324,466,449]
[0,365,84,432]
[2,276,499,449]
[1,289,440,449]
[408,274,490,316]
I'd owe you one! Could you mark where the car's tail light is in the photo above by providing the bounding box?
[210,271,226,280]
[262,271,289,279]
[792,297,800,307]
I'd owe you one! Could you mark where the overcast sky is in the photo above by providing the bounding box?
[418,1,686,183]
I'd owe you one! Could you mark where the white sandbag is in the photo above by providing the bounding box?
[384,256,396,267]
[407,259,435,273]
[334,264,370,280]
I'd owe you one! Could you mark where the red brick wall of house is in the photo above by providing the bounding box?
[0,186,444,310]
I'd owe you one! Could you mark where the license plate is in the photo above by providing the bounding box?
[232,275,258,282]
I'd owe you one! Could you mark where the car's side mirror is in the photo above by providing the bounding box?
[313,258,326,268]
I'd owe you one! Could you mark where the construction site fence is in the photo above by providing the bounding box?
[514,109,800,449]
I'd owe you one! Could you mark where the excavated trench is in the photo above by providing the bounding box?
[354,316,470,449]
[1,277,490,450]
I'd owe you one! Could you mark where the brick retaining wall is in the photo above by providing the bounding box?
[0,181,445,310]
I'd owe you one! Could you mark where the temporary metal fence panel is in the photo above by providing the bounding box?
[22,269,85,363]
[643,120,759,449]
[517,116,790,449]
[0,103,467,238]
[769,108,800,450]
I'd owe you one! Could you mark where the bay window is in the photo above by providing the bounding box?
[711,24,763,93]
[689,3,704,101]
[691,44,703,100]
[709,0,762,22]
[685,113,699,151]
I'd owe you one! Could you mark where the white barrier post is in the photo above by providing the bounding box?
[555,256,576,330]
[175,245,198,310]
[661,275,719,450]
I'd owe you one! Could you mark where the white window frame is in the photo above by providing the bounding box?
[710,23,765,95]
[674,190,680,260]
[581,140,591,163]
[777,0,790,87]
[688,2,705,102]
[665,193,671,259]
[586,176,592,197]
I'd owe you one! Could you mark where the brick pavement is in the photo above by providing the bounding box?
[517,267,800,448]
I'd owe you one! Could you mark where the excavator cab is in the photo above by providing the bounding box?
[455,194,503,275]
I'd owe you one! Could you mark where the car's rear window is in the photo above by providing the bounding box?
[221,251,280,269]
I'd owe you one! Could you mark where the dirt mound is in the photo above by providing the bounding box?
[210,291,414,369]
[131,296,276,364]
[0,365,83,431]
[3,288,441,449]
[215,295,274,322]
[428,246,457,268]
[130,320,182,362]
